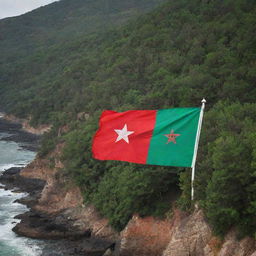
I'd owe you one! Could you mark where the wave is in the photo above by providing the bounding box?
[0,187,42,256]
[0,134,42,256]
[0,163,26,174]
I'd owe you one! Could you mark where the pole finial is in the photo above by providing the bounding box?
[201,98,206,104]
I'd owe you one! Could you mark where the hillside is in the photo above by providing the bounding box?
[0,0,256,238]
[0,0,165,60]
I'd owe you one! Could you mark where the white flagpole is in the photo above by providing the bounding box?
[191,98,206,200]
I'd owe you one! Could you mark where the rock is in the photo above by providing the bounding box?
[77,112,89,121]
[15,195,38,208]
[0,118,21,133]
[77,238,114,256]
[117,208,256,256]
[218,230,256,256]
[57,125,69,136]
[2,167,21,175]
[103,248,115,256]
[162,209,213,256]
[0,167,45,200]
[2,113,51,135]
[0,118,40,151]
[2,132,40,151]
[39,237,113,256]
[118,214,173,256]
[13,209,93,240]
[20,155,118,241]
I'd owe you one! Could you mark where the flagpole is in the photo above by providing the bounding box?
[191,98,206,201]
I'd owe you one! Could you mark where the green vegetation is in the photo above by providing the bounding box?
[0,0,165,63]
[60,118,179,230]
[198,102,256,237]
[0,0,256,235]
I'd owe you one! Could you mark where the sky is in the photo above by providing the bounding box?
[0,0,59,19]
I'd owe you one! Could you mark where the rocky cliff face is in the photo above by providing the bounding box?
[20,146,256,256]
[116,208,256,256]
[3,113,51,135]
[20,142,118,240]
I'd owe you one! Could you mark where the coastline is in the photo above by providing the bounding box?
[0,112,52,135]
[0,117,114,256]
[1,113,256,256]
[0,167,113,256]
[0,116,40,151]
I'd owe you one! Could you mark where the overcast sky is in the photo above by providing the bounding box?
[0,0,59,19]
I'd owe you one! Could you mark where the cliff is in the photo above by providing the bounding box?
[17,143,256,256]
[1,0,255,253]
[2,116,255,255]
[3,113,51,135]
[119,209,256,256]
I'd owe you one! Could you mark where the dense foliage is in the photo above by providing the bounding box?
[60,117,179,230]
[199,102,256,237]
[1,0,256,235]
[0,0,164,63]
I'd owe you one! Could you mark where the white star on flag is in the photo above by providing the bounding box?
[114,124,134,144]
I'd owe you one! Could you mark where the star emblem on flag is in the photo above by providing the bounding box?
[114,124,134,144]
[93,108,202,167]
[164,129,180,144]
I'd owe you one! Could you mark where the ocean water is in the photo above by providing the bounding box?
[0,132,43,256]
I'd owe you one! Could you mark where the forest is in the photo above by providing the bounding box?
[0,0,255,237]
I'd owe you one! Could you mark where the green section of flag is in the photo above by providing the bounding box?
[147,108,200,167]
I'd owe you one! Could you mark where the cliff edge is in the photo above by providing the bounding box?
[17,143,256,256]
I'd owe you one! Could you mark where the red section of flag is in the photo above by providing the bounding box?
[92,110,157,164]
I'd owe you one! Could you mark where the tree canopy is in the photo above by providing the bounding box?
[0,0,255,235]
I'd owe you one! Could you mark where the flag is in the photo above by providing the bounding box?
[92,108,201,167]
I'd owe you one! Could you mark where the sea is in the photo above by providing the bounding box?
[0,120,44,255]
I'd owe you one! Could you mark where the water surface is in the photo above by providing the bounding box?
[0,132,43,256]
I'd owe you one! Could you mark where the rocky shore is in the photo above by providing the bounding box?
[0,167,114,256]
[0,117,40,151]
[0,118,114,256]
[1,116,255,256]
